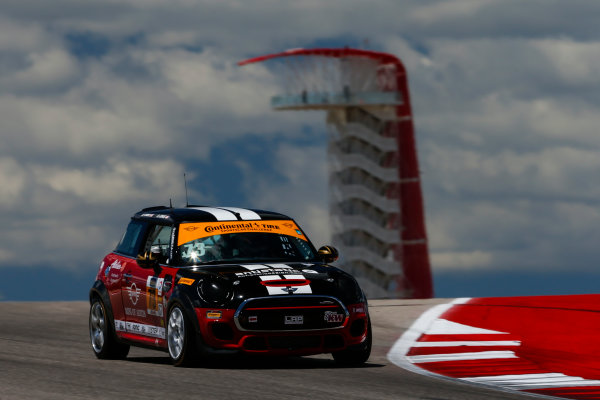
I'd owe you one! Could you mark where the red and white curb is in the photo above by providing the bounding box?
[387,298,600,400]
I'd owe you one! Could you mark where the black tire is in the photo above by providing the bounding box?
[89,298,130,359]
[332,319,372,366]
[167,305,199,367]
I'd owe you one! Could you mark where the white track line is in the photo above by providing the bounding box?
[407,350,518,363]
[462,373,600,389]
[427,319,508,335]
[412,340,521,347]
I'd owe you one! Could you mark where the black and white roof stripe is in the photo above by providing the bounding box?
[133,206,288,223]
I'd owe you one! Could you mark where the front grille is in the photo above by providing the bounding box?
[235,296,348,332]
[268,335,321,350]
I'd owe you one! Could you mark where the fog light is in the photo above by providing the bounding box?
[206,311,222,319]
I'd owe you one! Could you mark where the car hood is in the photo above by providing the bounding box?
[176,262,364,307]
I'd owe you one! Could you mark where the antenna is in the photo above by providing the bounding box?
[183,173,189,207]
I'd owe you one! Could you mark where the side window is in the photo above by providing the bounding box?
[115,220,146,256]
[142,225,173,264]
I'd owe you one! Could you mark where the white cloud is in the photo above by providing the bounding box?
[0,17,49,52]
[0,157,27,207]
[32,158,185,205]
[409,0,496,24]
[3,48,80,92]
[0,0,600,282]
[237,143,331,246]
[431,250,493,270]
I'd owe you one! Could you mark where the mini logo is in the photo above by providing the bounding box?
[128,283,141,305]
[283,223,293,228]
[184,226,199,231]
[282,287,298,294]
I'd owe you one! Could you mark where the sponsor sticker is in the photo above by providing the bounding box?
[178,277,195,286]
[114,320,166,339]
[109,271,120,282]
[206,311,222,319]
[351,305,365,314]
[324,311,345,323]
[146,277,165,317]
[178,220,306,246]
[104,260,122,279]
[109,260,123,270]
[125,307,146,318]
[140,213,170,219]
[284,315,304,325]
[235,268,296,278]
[115,320,126,332]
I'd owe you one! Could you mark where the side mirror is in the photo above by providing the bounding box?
[317,245,339,264]
[136,252,160,270]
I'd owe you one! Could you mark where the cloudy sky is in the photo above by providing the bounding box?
[1,0,600,300]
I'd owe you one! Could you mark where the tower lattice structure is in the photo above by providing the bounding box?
[240,48,433,298]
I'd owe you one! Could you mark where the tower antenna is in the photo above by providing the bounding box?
[183,173,189,207]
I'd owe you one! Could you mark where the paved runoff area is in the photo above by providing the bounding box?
[0,299,533,400]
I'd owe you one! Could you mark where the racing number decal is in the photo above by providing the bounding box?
[279,236,294,257]
[146,276,164,317]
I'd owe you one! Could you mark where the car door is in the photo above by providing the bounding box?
[109,220,147,331]
[121,224,173,343]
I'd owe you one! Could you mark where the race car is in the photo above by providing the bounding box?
[89,206,371,366]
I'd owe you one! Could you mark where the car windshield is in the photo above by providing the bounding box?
[177,220,317,266]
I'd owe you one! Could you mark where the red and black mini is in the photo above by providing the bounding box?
[89,206,371,366]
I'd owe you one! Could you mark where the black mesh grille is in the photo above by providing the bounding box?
[268,335,321,350]
[236,296,347,331]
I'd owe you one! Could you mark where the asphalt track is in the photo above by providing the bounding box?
[0,300,529,400]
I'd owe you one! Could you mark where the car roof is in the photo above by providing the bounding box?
[132,206,292,224]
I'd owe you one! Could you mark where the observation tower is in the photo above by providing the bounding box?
[239,48,433,298]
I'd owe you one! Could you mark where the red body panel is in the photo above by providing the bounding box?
[193,303,368,355]
[97,253,178,349]
[98,254,368,355]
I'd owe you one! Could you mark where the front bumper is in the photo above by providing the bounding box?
[193,299,369,356]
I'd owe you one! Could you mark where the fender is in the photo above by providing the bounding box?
[89,280,123,343]
[167,284,238,356]
[89,280,113,320]
[167,285,200,333]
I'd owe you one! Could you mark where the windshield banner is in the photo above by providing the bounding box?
[178,220,307,246]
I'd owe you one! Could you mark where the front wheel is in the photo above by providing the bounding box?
[332,319,372,366]
[167,305,199,367]
[89,298,129,359]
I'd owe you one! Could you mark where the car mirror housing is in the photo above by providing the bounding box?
[317,245,339,264]
[136,252,160,270]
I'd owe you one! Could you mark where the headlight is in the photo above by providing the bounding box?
[197,277,232,306]
[336,275,363,304]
